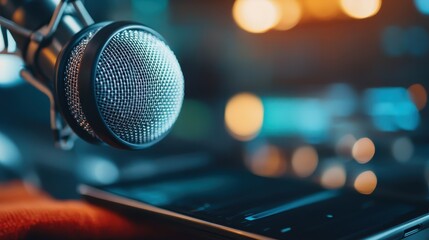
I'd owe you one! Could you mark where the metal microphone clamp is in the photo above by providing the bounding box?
[0,0,93,150]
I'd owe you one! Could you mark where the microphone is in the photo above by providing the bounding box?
[0,0,184,150]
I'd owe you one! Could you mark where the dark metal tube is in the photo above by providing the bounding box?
[0,0,88,83]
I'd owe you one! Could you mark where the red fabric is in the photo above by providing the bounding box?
[0,181,169,239]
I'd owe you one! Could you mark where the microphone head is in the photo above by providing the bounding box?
[55,22,184,149]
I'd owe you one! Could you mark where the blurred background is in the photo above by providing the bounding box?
[0,0,429,205]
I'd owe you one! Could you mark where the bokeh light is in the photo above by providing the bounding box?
[273,0,302,31]
[0,55,23,88]
[304,0,340,20]
[381,26,406,57]
[382,26,429,57]
[232,0,281,33]
[352,137,375,164]
[262,98,330,142]
[291,146,318,177]
[321,165,346,189]
[340,0,381,19]
[0,29,17,52]
[414,0,429,15]
[77,156,119,185]
[245,144,287,177]
[225,93,264,141]
[354,170,377,195]
[335,134,356,157]
[0,132,21,170]
[406,26,429,57]
[391,137,414,163]
[324,84,357,117]
[408,84,427,111]
[365,87,420,132]
[394,101,420,131]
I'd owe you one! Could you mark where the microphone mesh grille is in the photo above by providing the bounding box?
[64,30,98,137]
[94,29,184,145]
[63,27,184,146]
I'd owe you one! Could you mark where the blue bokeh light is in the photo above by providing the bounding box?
[324,83,358,117]
[0,55,23,88]
[414,0,429,15]
[262,98,330,142]
[406,26,429,57]
[0,132,21,170]
[364,87,420,132]
[77,156,119,185]
[381,26,406,57]
[0,30,22,88]
[394,102,420,130]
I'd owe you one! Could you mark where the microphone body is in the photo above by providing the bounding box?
[1,0,86,87]
[0,0,185,150]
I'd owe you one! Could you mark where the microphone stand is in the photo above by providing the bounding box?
[0,0,93,150]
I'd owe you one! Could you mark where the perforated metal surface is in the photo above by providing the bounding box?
[95,29,184,145]
[63,27,184,146]
[64,30,98,137]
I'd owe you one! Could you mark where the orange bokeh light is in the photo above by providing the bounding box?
[225,93,264,141]
[354,170,377,195]
[292,146,318,177]
[408,83,427,111]
[321,166,346,189]
[340,0,381,19]
[246,145,287,177]
[273,0,302,31]
[304,0,341,20]
[352,137,375,164]
[232,0,281,33]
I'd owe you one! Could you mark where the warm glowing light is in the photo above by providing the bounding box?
[352,137,375,164]
[246,145,287,177]
[408,84,427,111]
[232,0,281,33]
[335,134,356,157]
[354,170,377,195]
[321,166,346,189]
[225,93,264,141]
[273,0,302,31]
[304,0,340,20]
[340,0,381,19]
[291,146,318,177]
